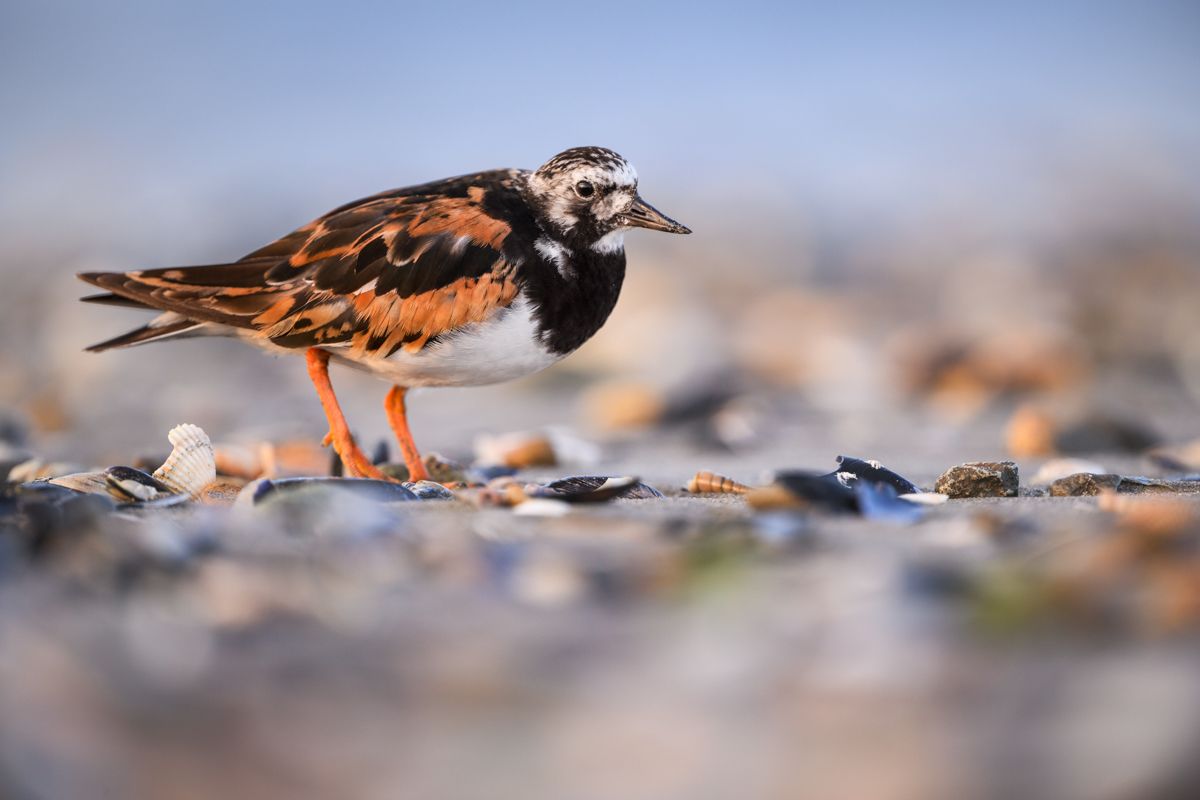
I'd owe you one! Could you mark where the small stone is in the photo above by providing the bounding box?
[933,461,1019,498]
[1116,476,1200,495]
[1048,472,1123,497]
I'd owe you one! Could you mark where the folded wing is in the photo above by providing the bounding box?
[80,175,523,357]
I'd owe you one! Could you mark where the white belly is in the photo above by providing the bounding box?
[334,294,563,387]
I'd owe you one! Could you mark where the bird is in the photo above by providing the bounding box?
[78,146,691,482]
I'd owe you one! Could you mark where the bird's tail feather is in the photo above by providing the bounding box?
[81,292,152,310]
[85,314,205,352]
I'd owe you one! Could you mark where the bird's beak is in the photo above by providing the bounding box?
[620,195,691,234]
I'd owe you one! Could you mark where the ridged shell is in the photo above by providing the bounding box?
[48,470,112,495]
[531,476,663,502]
[153,424,216,497]
[686,470,751,494]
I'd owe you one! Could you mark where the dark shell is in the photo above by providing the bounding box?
[832,456,920,495]
[249,477,419,505]
[105,466,175,500]
[770,456,923,519]
[771,471,857,512]
[532,476,664,503]
[404,480,455,500]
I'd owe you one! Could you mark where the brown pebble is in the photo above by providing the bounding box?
[1049,473,1123,497]
[934,461,1019,498]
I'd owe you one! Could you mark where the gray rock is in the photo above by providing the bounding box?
[933,461,1019,498]
[1116,476,1200,494]
[1047,473,1200,497]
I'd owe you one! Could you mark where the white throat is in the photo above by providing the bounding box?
[591,230,625,254]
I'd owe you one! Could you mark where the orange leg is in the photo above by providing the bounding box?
[384,385,430,482]
[305,348,387,480]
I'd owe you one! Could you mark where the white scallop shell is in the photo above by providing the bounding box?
[152,424,216,498]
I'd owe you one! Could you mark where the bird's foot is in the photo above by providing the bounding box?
[322,431,390,481]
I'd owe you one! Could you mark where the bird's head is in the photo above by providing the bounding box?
[526,146,690,249]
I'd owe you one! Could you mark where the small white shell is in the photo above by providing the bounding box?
[153,424,216,498]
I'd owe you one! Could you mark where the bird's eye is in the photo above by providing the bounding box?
[574,180,595,198]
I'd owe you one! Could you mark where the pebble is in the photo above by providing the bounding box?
[934,461,1019,498]
[1048,473,1123,497]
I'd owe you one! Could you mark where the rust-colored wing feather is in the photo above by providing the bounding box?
[79,173,524,357]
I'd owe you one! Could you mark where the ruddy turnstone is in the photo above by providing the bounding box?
[79,147,690,481]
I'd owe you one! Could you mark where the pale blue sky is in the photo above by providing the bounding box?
[2,0,1198,256]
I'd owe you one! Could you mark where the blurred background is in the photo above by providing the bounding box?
[2,0,1199,465]
[4,3,1200,799]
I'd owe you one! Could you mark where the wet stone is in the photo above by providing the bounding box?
[1048,473,1123,497]
[934,461,1019,498]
